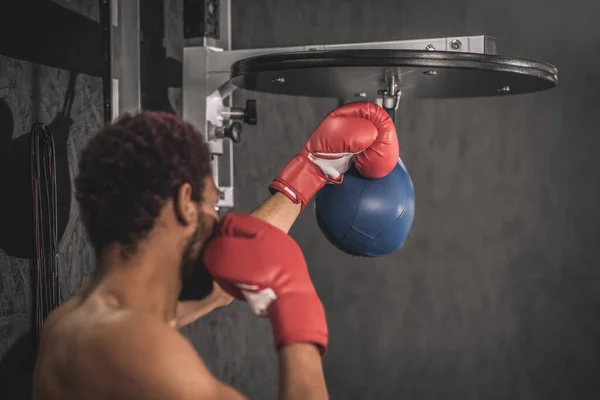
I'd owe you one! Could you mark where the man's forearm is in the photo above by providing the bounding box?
[279,344,328,400]
[175,299,218,328]
[250,195,327,399]
[251,193,302,234]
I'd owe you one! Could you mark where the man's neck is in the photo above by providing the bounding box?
[94,241,183,323]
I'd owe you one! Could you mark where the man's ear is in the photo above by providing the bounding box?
[174,183,196,226]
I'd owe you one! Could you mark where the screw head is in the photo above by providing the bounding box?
[226,122,243,143]
[450,39,462,50]
[425,44,436,51]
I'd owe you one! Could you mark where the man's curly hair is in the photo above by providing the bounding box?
[75,111,212,256]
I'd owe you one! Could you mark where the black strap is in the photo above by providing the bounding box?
[31,123,59,343]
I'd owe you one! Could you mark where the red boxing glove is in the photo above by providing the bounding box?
[269,102,399,209]
[202,213,328,355]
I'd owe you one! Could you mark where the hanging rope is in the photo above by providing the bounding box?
[31,123,59,342]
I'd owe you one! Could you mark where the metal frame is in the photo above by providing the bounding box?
[110,0,142,120]
[109,0,500,209]
[183,29,497,208]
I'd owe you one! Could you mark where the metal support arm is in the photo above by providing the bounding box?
[107,0,504,210]
[183,34,496,208]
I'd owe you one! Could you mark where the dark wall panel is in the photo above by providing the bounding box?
[0,2,102,398]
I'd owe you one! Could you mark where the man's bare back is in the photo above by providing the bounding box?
[34,288,150,399]
[33,287,120,399]
[33,285,233,400]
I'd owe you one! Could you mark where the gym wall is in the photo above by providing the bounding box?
[0,1,102,398]
[1,0,600,399]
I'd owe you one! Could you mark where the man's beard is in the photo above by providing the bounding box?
[177,211,219,301]
[180,211,218,279]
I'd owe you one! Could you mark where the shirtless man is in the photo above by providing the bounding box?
[32,102,398,399]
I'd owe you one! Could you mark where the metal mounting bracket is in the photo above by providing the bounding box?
[182,1,497,209]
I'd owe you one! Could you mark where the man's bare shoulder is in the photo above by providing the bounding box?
[37,289,245,399]
[91,309,200,370]
[91,308,187,347]
[86,309,245,399]
[85,310,207,396]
